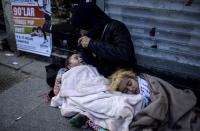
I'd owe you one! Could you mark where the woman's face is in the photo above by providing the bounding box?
[117,78,139,94]
[68,54,85,68]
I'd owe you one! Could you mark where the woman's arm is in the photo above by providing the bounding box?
[87,21,135,62]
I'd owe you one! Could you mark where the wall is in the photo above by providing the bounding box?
[103,0,200,79]
[2,0,16,51]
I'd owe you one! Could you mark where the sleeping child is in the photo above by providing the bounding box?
[52,52,109,131]
[108,69,199,131]
[53,53,85,96]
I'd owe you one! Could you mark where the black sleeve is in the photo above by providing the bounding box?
[87,22,134,63]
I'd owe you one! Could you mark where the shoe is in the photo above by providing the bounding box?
[69,114,88,128]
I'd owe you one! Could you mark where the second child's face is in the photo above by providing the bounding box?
[117,78,139,94]
[68,54,85,68]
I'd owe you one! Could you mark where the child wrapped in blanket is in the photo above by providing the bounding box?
[108,69,198,131]
[53,52,108,131]
[53,53,85,96]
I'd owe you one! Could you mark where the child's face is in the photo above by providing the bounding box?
[38,29,42,33]
[117,78,139,94]
[68,54,85,68]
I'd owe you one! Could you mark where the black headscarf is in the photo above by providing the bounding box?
[72,0,111,39]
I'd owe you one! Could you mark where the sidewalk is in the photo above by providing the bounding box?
[0,51,90,131]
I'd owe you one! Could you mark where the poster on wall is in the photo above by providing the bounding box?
[11,0,52,56]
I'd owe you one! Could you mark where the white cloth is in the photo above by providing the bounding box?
[60,65,109,97]
[51,65,144,131]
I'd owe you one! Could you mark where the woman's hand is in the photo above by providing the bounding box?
[78,36,91,48]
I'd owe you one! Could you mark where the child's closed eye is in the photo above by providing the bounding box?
[122,87,128,93]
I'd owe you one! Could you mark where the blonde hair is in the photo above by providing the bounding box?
[109,69,137,91]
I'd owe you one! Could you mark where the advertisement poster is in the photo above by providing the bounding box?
[11,0,52,56]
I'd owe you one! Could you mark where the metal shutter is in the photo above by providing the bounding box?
[104,0,200,79]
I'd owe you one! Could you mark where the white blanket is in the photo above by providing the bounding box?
[51,65,144,131]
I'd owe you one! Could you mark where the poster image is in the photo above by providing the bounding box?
[11,0,52,56]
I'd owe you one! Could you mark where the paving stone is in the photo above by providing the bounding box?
[5,104,90,131]
[0,65,29,93]
[0,77,48,129]
[21,60,50,79]
[0,51,33,70]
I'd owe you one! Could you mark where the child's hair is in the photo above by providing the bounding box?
[37,26,42,31]
[65,51,79,67]
[32,27,37,32]
[65,53,74,67]
[109,69,137,91]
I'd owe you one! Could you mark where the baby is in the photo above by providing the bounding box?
[53,53,85,96]
[53,52,108,131]
[109,69,151,107]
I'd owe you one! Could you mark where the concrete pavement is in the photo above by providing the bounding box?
[0,51,90,131]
